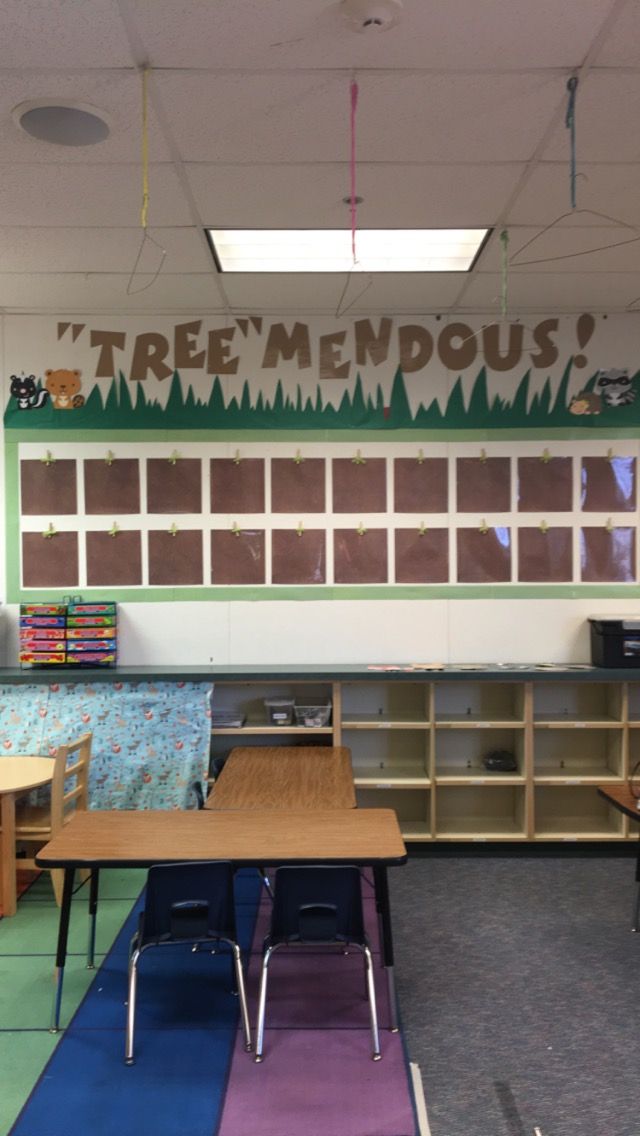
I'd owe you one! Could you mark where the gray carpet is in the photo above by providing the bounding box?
[390,851,640,1136]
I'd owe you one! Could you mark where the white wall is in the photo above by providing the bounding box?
[4,596,635,666]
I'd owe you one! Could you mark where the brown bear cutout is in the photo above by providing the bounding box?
[45,368,85,409]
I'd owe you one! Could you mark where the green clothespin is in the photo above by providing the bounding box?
[168,523,179,537]
[233,450,242,465]
[357,521,367,536]
[105,450,116,466]
[168,450,181,465]
[417,449,425,464]
[42,523,57,539]
[296,522,304,537]
[479,518,489,534]
[539,520,548,534]
[352,450,367,465]
[231,522,241,537]
[418,522,428,536]
[540,449,551,464]
[293,450,305,465]
[479,449,487,464]
[40,450,55,466]
[108,522,120,538]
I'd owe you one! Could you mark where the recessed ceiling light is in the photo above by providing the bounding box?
[12,99,111,146]
[206,229,491,273]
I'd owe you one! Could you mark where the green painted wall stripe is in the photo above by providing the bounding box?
[7,426,640,443]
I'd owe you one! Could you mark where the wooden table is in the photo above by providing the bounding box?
[36,807,407,1030]
[205,746,356,810]
[1,756,55,917]
[597,783,640,930]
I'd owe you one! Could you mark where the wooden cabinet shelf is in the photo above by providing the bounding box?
[205,669,640,844]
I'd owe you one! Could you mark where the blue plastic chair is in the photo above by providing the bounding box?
[125,861,252,1064]
[254,865,381,1062]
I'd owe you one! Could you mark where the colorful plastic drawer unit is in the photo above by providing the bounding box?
[19,600,118,667]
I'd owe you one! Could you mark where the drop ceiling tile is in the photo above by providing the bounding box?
[0,164,191,227]
[0,72,171,163]
[507,163,640,226]
[480,225,640,273]
[541,73,640,162]
[460,271,639,312]
[0,272,227,313]
[129,0,609,70]
[593,2,640,65]
[158,70,562,164]
[222,271,465,314]
[0,0,131,67]
[187,161,522,228]
[0,227,210,273]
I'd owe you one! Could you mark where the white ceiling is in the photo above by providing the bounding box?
[2,0,640,316]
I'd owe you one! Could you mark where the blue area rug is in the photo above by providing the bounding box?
[11,869,419,1136]
[10,870,262,1136]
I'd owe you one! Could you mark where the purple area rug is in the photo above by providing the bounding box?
[217,876,419,1136]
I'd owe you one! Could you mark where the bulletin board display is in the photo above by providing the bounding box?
[7,437,640,601]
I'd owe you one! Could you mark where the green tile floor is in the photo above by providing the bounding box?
[0,870,144,1136]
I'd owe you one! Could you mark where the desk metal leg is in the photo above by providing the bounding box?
[87,868,100,967]
[50,867,75,1033]
[373,865,399,1032]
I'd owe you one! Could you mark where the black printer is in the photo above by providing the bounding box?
[589,616,640,667]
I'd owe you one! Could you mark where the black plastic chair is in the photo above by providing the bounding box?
[125,861,252,1064]
[254,865,381,1062]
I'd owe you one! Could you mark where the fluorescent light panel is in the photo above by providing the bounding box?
[206,228,490,272]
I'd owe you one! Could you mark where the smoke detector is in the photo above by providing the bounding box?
[340,0,403,33]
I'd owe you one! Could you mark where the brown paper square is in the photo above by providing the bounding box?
[148,530,203,586]
[394,458,448,513]
[211,530,265,585]
[518,527,573,582]
[334,530,388,583]
[20,459,77,515]
[22,532,78,588]
[517,457,572,512]
[580,527,636,582]
[456,457,510,512]
[332,459,386,513]
[147,459,202,514]
[84,459,140,515]
[210,459,265,513]
[457,527,511,582]
[272,530,326,584]
[86,531,142,586]
[395,529,449,583]
[581,456,637,512]
[271,459,325,513]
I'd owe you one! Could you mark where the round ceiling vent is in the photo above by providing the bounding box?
[340,0,403,32]
[12,99,111,146]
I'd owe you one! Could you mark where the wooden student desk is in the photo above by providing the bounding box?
[0,756,56,917]
[205,746,356,811]
[597,783,640,930]
[36,807,407,1031]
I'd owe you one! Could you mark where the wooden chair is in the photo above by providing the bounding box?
[14,732,93,904]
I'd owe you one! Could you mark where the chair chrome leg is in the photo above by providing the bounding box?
[232,944,252,1051]
[363,945,381,1061]
[633,882,640,932]
[254,946,275,1062]
[125,949,140,1065]
[259,868,274,900]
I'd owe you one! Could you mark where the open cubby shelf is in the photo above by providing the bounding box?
[203,670,639,843]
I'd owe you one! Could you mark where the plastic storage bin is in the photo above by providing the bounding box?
[294,702,332,728]
[264,698,295,725]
